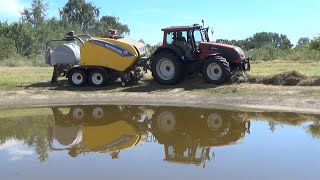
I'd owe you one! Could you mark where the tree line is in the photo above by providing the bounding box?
[0,0,130,61]
[216,32,320,52]
[0,0,319,64]
[216,32,320,61]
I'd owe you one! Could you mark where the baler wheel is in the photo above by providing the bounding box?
[89,69,107,87]
[68,68,88,87]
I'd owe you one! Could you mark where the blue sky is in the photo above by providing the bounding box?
[0,0,319,45]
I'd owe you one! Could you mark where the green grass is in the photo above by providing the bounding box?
[0,61,319,90]
[249,61,320,76]
[0,67,52,89]
[0,108,52,118]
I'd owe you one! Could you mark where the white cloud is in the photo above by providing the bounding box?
[0,0,24,20]
[0,139,34,161]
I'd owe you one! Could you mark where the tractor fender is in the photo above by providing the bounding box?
[203,53,222,61]
[201,53,225,69]
[151,45,185,61]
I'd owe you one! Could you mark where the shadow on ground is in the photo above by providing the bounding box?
[25,75,221,92]
[25,70,320,92]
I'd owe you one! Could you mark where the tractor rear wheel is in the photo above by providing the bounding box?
[202,56,231,84]
[89,69,107,87]
[151,52,185,85]
[68,68,88,87]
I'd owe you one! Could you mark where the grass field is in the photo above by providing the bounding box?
[0,67,52,89]
[0,61,319,90]
[249,61,320,76]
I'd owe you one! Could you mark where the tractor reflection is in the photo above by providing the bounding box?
[48,105,250,167]
[150,107,250,167]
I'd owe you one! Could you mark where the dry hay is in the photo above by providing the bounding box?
[231,71,320,86]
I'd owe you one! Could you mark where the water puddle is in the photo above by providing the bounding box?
[0,105,320,179]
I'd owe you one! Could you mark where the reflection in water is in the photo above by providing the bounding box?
[49,106,149,159]
[0,105,319,166]
[0,140,34,160]
[306,123,320,139]
[48,106,251,167]
[0,114,53,162]
[150,107,250,167]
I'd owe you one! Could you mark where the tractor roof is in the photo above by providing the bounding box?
[161,24,201,32]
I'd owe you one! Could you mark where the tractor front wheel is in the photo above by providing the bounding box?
[151,52,185,85]
[202,56,231,84]
[68,68,88,87]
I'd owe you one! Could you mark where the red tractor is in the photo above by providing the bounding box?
[150,23,250,85]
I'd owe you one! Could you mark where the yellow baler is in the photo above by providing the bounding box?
[45,31,148,87]
[48,120,148,158]
[80,38,140,71]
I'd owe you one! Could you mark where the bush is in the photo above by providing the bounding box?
[246,47,320,62]
[0,54,47,67]
[0,36,16,60]
[310,36,320,51]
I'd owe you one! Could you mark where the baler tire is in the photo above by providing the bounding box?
[151,52,185,85]
[69,106,85,120]
[68,68,88,87]
[202,56,231,84]
[89,69,107,87]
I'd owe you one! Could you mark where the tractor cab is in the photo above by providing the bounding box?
[164,144,212,167]
[161,24,207,59]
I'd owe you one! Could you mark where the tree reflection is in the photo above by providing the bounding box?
[0,114,53,162]
[306,123,320,139]
[25,135,49,162]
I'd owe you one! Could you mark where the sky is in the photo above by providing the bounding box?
[0,0,319,45]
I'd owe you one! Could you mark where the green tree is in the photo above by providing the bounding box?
[0,36,15,60]
[0,22,16,60]
[59,0,100,32]
[94,16,130,37]
[21,0,48,28]
[250,32,292,50]
[279,34,293,50]
[310,36,320,51]
[296,37,310,47]
[6,23,35,57]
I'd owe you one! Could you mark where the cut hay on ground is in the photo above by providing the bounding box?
[231,71,320,86]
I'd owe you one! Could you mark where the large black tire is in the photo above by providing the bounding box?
[88,69,107,87]
[154,110,177,134]
[151,52,185,85]
[202,56,231,84]
[68,68,88,87]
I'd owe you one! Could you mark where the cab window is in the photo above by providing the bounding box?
[194,29,203,45]
[166,32,173,45]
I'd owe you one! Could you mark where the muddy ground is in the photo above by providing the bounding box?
[0,73,320,114]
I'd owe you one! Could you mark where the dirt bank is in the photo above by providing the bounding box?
[1,83,320,114]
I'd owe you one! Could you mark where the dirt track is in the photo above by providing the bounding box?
[1,84,320,114]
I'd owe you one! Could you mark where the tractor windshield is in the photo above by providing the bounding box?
[194,29,209,45]
[194,30,203,45]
